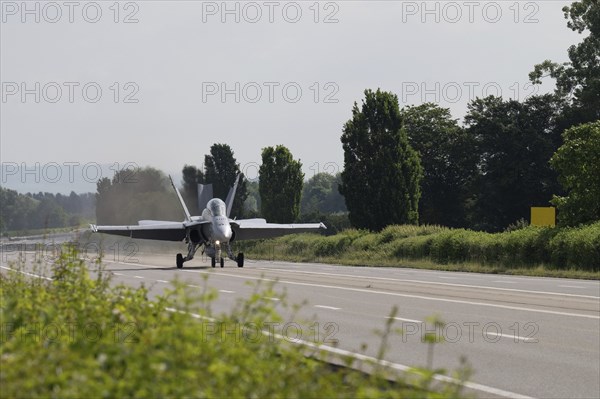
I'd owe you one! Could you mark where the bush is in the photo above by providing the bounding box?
[380,225,448,243]
[1,247,468,398]
[429,230,472,264]
[549,222,600,271]
[315,229,362,257]
[353,233,380,251]
[392,235,433,259]
[244,223,600,273]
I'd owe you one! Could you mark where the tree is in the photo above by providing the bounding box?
[243,180,261,217]
[550,121,600,226]
[95,167,180,224]
[401,103,477,227]
[530,0,600,124]
[204,144,248,218]
[34,196,68,229]
[301,173,346,215]
[259,145,304,223]
[95,177,114,224]
[464,95,564,231]
[0,187,37,232]
[66,191,82,214]
[339,89,422,231]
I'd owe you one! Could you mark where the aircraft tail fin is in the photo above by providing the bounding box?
[225,174,241,218]
[197,183,213,211]
[169,175,191,222]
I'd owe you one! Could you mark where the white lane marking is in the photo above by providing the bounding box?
[263,297,280,301]
[558,285,585,289]
[119,261,147,266]
[438,276,457,280]
[165,307,214,322]
[113,272,124,276]
[107,261,600,318]
[219,289,235,293]
[389,317,422,323]
[266,330,537,399]
[187,284,201,288]
[110,258,600,294]
[485,332,535,342]
[180,269,600,320]
[254,267,600,299]
[0,265,53,281]
[164,304,533,399]
[314,305,340,310]
[133,275,144,279]
[157,280,169,283]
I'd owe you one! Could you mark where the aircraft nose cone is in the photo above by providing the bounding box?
[213,218,232,243]
[222,226,232,241]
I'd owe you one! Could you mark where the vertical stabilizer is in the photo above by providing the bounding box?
[225,174,241,218]
[197,183,214,211]
[169,175,191,222]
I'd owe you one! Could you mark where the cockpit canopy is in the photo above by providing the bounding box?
[206,198,226,217]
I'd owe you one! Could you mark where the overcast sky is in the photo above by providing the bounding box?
[1,0,576,193]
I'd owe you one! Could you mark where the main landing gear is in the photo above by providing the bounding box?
[224,242,244,267]
[176,236,201,269]
[176,241,244,268]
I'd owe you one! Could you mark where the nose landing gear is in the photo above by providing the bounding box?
[185,241,245,268]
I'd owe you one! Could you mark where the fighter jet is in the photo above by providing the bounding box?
[90,175,326,268]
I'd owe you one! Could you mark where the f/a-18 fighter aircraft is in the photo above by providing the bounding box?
[90,175,326,268]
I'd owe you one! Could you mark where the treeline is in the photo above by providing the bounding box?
[92,146,349,234]
[180,143,248,217]
[339,93,577,232]
[0,187,95,232]
[179,144,347,232]
[88,0,598,233]
[298,173,349,235]
[95,168,181,225]
[341,0,599,232]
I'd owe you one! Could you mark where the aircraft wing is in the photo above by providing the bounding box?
[231,219,326,240]
[90,221,208,242]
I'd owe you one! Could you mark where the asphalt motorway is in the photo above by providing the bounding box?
[2,250,599,399]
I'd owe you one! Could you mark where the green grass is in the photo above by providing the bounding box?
[0,247,470,398]
[239,222,600,279]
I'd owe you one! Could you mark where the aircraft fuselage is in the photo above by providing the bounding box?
[201,198,233,245]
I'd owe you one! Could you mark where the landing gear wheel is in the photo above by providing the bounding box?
[211,257,216,268]
[237,252,244,268]
[176,253,184,269]
[220,257,224,268]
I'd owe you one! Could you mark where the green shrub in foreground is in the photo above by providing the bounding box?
[0,249,468,398]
